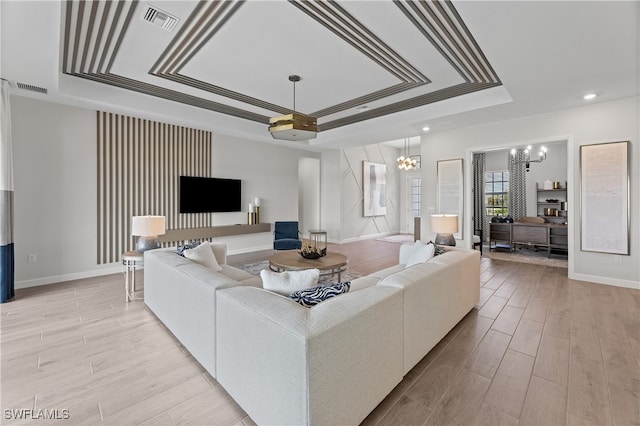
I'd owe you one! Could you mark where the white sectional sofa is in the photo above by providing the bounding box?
[144,243,260,377]
[144,243,480,425]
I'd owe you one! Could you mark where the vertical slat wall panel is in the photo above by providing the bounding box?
[97,111,212,264]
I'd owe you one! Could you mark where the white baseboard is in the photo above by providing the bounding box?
[337,232,395,245]
[569,272,640,290]
[16,265,122,289]
[227,244,272,255]
[15,244,274,290]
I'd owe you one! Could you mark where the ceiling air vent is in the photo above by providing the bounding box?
[16,82,48,94]
[142,5,179,32]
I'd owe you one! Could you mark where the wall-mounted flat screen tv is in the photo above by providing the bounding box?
[179,176,241,213]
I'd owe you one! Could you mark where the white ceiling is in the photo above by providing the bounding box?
[1,1,638,152]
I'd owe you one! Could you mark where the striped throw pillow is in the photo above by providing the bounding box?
[289,282,351,307]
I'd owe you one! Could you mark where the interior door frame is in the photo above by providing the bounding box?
[401,171,422,234]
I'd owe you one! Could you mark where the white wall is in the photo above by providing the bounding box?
[320,150,342,241]
[422,96,639,289]
[11,96,318,287]
[321,143,400,242]
[298,157,321,236]
[207,134,318,253]
[12,96,103,287]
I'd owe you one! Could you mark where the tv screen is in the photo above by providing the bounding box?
[179,176,241,213]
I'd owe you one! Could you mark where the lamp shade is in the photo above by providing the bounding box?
[430,214,458,234]
[131,216,166,237]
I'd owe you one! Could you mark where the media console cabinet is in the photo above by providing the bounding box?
[489,222,567,257]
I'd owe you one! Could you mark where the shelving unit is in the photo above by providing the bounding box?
[489,223,512,251]
[536,182,567,224]
[549,225,568,254]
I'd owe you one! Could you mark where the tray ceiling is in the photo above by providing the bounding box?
[62,0,501,133]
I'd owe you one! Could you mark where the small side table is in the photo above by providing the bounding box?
[308,229,328,253]
[122,250,144,302]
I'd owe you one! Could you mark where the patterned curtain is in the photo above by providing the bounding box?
[472,153,486,241]
[1,80,15,303]
[508,149,527,220]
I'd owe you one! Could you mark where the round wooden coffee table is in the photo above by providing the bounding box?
[269,251,348,282]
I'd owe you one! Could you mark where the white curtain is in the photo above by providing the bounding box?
[1,79,15,302]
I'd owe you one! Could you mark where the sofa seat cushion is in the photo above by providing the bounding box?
[178,264,239,289]
[219,264,256,282]
[378,261,446,289]
[238,276,263,288]
[348,275,380,292]
[369,264,405,280]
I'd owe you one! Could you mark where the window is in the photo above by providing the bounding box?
[485,171,509,216]
[411,177,421,217]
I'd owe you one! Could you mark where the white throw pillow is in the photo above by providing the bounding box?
[260,269,320,296]
[404,241,435,267]
[183,242,222,272]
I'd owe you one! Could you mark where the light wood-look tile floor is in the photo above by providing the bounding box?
[1,239,639,425]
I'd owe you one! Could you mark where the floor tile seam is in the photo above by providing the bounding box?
[566,320,611,426]
[597,334,637,368]
[490,304,525,337]
[479,386,519,422]
[98,371,209,423]
[405,321,479,422]
[418,370,487,426]
[531,335,570,388]
[482,349,535,421]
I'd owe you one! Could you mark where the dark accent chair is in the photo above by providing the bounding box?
[473,229,483,254]
[273,221,302,251]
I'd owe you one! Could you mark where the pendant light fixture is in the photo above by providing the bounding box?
[510,145,547,172]
[269,75,318,141]
[397,138,417,170]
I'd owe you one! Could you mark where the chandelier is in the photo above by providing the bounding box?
[269,75,318,141]
[511,145,547,172]
[397,138,417,170]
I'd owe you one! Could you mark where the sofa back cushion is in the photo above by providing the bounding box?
[184,243,223,271]
[400,240,435,267]
[260,268,320,296]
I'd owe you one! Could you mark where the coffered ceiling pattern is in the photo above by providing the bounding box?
[63,0,501,134]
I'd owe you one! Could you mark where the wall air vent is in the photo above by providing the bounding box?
[142,5,179,32]
[16,82,48,94]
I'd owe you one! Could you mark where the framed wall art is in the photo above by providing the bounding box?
[363,161,387,217]
[580,141,630,255]
[437,158,464,239]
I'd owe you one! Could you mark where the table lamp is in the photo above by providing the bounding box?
[430,214,458,246]
[132,215,166,253]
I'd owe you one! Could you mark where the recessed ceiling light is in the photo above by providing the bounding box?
[583,93,596,100]
[422,126,430,132]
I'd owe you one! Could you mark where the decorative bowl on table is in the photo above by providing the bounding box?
[299,245,326,259]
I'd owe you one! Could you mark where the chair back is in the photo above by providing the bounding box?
[274,221,300,240]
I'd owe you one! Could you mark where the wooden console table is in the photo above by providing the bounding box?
[490,222,567,257]
[159,223,271,245]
